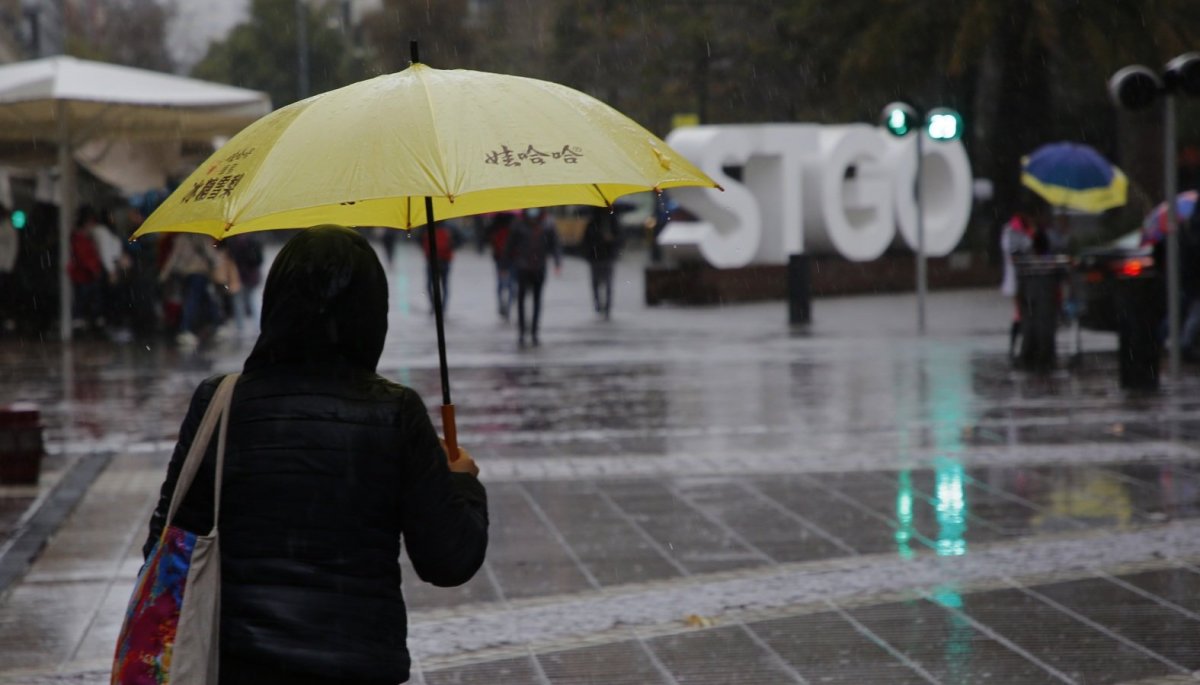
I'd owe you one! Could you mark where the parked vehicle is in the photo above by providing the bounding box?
[1073,230,1158,332]
[1072,230,1165,387]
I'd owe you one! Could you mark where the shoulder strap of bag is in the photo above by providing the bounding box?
[164,373,240,532]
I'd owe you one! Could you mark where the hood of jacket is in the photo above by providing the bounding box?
[245,225,388,372]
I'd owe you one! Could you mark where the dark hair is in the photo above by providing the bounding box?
[76,204,99,228]
[244,226,388,372]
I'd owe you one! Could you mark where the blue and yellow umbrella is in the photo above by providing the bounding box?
[1021,142,1128,213]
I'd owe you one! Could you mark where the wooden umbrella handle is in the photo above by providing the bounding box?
[441,403,460,462]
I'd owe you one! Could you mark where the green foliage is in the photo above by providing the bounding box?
[360,0,480,74]
[65,0,175,72]
[192,0,1200,223]
[762,0,1200,220]
[191,0,365,109]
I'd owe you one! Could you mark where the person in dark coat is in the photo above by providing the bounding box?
[143,225,488,685]
[580,206,623,319]
[1180,206,1200,359]
[420,221,455,314]
[504,207,561,347]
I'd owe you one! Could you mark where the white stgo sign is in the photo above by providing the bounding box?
[660,124,973,268]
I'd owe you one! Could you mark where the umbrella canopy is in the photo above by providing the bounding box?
[133,62,717,239]
[131,50,718,461]
[1020,142,1128,213]
[0,56,271,342]
[1142,190,1198,244]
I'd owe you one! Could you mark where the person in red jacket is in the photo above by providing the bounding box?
[485,212,515,319]
[421,221,455,314]
[67,207,106,333]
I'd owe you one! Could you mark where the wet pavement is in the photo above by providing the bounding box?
[2,240,1200,683]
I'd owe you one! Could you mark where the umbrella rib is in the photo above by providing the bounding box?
[591,183,612,208]
[413,66,450,200]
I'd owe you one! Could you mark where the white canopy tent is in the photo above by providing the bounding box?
[0,55,271,341]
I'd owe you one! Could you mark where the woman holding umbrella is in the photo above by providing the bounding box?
[138,226,488,684]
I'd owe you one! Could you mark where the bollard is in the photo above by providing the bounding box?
[787,254,812,325]
[1114,276,1162,389]
[0,403,44,485]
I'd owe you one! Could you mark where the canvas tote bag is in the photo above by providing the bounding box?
[112,372,240,685]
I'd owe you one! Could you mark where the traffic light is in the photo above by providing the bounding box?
[881,102,919,137]
[1166,53,1200,97]
[9,209,25,230]
[1109,65,1163,111]
[1110,54,1200,111]
[926,108,963,141]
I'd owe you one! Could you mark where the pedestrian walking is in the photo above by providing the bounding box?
[505,207,561,346]
[485,212,515,319]
[1000,199,1047,357]
[580,206,622,319]
[95,208,138,342]
[129,226,487,685]
[67,207,106,335]
[125,194,168,338]
[226,233,265,336]
[212,242,243,339]
[1179,207,1200,361]
[160,233,218,347]
[421,222,454,314]
[381,226,397,267]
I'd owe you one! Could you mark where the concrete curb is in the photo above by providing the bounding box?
[0,452,114,596]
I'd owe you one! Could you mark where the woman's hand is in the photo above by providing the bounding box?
[440,438,480,477]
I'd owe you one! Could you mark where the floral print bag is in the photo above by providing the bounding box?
[111,373,239,685]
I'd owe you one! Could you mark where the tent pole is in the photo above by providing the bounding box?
[57,102,74,343]
[423,195,458,461]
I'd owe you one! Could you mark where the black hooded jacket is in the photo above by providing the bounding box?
[144,226,488,684]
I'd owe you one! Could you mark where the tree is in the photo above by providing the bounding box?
[359,0,481,75]
[770,0,1200,226]
[63,0,176,72]
[547,0,770,134]
[192,0,365,109]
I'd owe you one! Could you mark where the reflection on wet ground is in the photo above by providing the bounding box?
[2,248,1200,683]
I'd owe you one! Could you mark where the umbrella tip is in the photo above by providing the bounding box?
[410,40,419,65]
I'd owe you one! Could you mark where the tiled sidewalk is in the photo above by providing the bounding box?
[5,451,1200,683]
[4,249,1200,683]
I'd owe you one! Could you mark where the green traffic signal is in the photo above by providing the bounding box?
[881,102,918,137]
[10,209,25,230]
[926,108,963,141]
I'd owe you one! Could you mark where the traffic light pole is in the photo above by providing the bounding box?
[1165,94,1181,381]
[1110,54,1200,384]
[882,101,960,335]
[915,130,927,334]
[57,103,74,343]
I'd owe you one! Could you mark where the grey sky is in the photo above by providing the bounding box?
[166,0,248,71]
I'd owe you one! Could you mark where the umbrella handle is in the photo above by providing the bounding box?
[441,403,460,462]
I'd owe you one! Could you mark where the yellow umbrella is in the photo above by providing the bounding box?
[133,63,715,238]
[134,43,719,458]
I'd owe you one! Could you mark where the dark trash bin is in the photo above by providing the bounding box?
[1113,276,1163,389]
[1016,255,1070,371]
[0,403,44,485]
